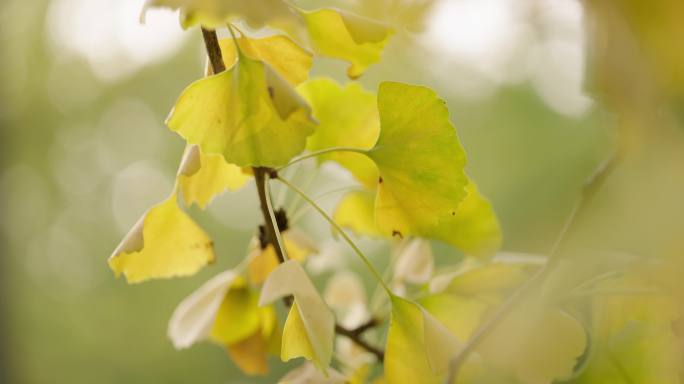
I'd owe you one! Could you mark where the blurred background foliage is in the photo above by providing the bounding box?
[0,0,682,383]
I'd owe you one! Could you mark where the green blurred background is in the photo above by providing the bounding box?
[1,0,681,382]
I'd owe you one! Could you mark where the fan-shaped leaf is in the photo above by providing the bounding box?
[219,35,312,86]
[167,53,315,167]
[108,194,214,283]
[385,295,461,384]
[259,261,334,372]
[177,145,251,209]
[303,9,394,78]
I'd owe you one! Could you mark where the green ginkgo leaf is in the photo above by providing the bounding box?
[177,145,251,209]
[108,194,215,283]
[385,294,462,384]
[259,261,334,373]
[167,52,316,167]
[302,9,394,79]
[432,182,501,257]
[368,82,468,241]
[298,78,380,188]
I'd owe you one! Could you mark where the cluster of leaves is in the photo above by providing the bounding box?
[106,1,684,383]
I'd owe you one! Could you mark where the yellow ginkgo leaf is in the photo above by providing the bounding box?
[368,82,468,241]
[445,261,528,297]
[477,301,588,384]
[108,194,214,283]
[418,294,489,342]
[248,229,318,284]
[209,277,261,345]
[333,190,378,236]
[259,261,334,372]
[432,182,501,257]
[298,78,380,188]
[143,0,297,30]
[167,52,316,167]
[168,269,238,349]
[302,9,394,79]
[177,145,251,209]
[168,269,279,376]
[219,36,312,86]
[227,330,270,375]
[385,295,462,384]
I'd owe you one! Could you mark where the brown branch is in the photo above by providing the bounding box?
[336,323,385,361]
[200,28,384,362]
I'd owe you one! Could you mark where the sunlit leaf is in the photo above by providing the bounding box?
[368,82,468,242]
[333,190,378,236]
[385,295,461,384]
[418,293,489,342]
[432,182,501,257]
[167,52,315,167]
[248,229,318,284]
[209,277,261,345]
[177,145,251,209]
[168,269,239,349]
[219,35,313,86]
[445,260,528,297]
[302,9,394,78]
[259,261,334,372]
[108,194,214,283]
[298,78,380,188]
[227,330,270,375]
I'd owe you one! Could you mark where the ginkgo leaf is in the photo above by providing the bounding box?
[333,190,378,236]
[108,194,214,284]
[219,36,312,86]
[385,295,462,384]
[368,82,468,241]
[477,301,588,384]
[432,182,501,257]
[143,0,297,30]
[227,330,270,375]
[445,261,528,297]
[302,9,394,79]
[418,294,489,342]
[248,229,318,284]
[168,269,238,349]
[167,52,315,167]
[298,78,380,188]
[177,145,251,209]
[259,260,334,372]
[209,277,262,345]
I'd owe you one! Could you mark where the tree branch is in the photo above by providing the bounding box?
[199,27,384,362]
